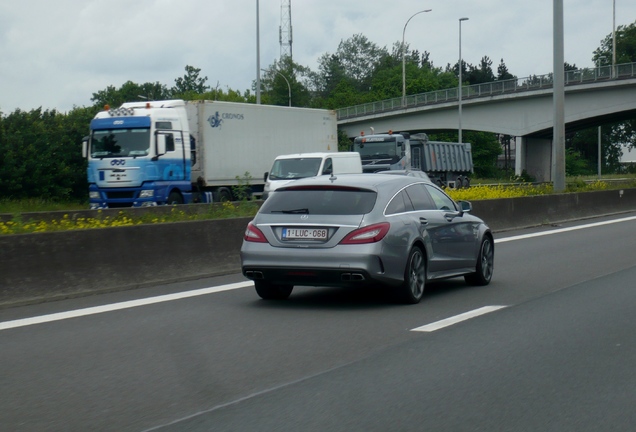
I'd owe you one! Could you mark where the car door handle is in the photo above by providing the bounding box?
[419,217,428,225]
[444,212,459,222]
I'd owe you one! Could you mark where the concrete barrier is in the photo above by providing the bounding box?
[1,188,636,308]
[470,188,636,231]
[0,218,250,308]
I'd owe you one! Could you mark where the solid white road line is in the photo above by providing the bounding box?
[0,281,254,331]
[495,215,636,243]
[411,305,507,332]
[4,215,635,332]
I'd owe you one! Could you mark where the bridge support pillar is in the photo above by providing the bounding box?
[516,137,552,182]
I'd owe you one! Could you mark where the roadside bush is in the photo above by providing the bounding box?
[0,180,630,236]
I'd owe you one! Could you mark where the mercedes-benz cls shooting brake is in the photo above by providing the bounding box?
[240,173,494,304]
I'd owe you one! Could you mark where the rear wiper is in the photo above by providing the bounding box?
[272,208,309,214]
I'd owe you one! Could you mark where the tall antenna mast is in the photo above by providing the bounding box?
[279,0,292,60]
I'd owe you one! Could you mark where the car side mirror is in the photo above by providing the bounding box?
[264,172,269,182]
[458,200,472,213]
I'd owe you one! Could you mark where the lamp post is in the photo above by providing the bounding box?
[262,68,292,107]
[612,0,616,78]
[458,17,469,145]
[402,9,432,107]
[597,56,605,179]
[256,0,261,104]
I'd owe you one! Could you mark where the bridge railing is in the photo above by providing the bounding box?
[336,62,636,120]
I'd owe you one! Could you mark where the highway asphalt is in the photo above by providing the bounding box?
[1,212,635,431]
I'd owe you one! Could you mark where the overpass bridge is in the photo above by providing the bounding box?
[337,62,636,181]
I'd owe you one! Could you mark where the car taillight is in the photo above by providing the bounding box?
[339,222,390,244]
[244,221,267,243]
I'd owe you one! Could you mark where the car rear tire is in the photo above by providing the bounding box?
[397,246,426,304]
[254,281,293,300]
[465,236,494,286]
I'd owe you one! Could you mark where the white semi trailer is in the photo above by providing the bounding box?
[82,100,338,208]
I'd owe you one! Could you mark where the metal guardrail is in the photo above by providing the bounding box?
[336,62,636,120]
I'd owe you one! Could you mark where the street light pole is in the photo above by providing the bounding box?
[402,9,432,107]
[458,17,469,145]
[553,0,566,192]
[256,0,261,104]
[597,55,605,179]
[262,68,292,107]
[612,0,616,78]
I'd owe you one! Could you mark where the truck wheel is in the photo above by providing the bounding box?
[464,177,471,188]
[167,191,183,205]
[456,176,464,189]
[254,281,293,300]
[217,188,233,202]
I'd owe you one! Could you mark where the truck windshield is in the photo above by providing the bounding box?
[90,128,150,158]
[269,157,322,180]
[352,141,398,160]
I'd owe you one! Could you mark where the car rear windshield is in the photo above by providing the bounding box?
[260,186,377,215]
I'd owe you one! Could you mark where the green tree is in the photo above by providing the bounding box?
[569,20,636,173]
[314,53,347,96]
[317,34,388,96]
[188,86,255,103]
[593,21,636,65]
[0,108,91,201]
[323,80,362,110]
[496,59,515,80]
[564,62,578,71]
[260,56,312,107]
[171,65,209,97]
[565,148,594,176]
[594,20,636,155]
[465,56,496,84]
[91,81,169,108]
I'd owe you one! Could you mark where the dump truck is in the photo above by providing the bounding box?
[351,131,474,188]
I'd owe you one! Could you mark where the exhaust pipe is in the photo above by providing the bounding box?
[245,271,264,279]
[341,273,365,281]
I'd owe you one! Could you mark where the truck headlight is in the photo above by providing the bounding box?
[139,189,154,198]
[89,191,101,199]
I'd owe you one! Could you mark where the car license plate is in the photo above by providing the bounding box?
[282,228,328,240]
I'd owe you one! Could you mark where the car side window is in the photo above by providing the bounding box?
[404,184,435,210]
[424,184,457,211]
[386,190,409,215]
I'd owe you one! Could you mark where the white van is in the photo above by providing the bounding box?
[262,152,362,199]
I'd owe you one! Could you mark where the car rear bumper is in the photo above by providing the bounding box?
[240,244,402,288]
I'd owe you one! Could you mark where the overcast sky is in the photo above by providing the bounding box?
[1,0,634,114]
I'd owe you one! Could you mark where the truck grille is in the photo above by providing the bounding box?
[106,191,135,199]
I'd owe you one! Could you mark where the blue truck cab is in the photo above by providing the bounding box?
[82,100,194,208]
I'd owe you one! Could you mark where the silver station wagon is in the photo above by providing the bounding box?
[240,173,494,304]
